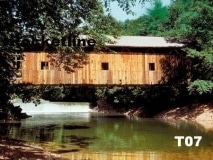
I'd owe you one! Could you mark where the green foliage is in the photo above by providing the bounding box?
[16,84,212,116]
[0,0,130,119]
[14,85,42,106]
[14,85,97,103]
[95,86,146,106]
[148,0,213,97]
[145,0,168,35]
[1,0,213,118]
[0,1,23,114]
[164,0,213,43]
[162,0,195,37]
[42,86,65,101]
[188,80,213,95]
[120,0,168,36]
[95,87,109,99]
[120,17,150,35]
[165,0,213,97]
[120,0,213,93]
[103,0,146,14]
[94,85,189,115]
[185,48,213,81]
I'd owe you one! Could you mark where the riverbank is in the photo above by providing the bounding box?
[155,101,213,130]
[0,102,213,159]
[0,138,65,160]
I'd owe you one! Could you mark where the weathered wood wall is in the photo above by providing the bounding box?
[19,51,167,85]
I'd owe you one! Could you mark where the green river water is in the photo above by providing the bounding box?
[1,101,213,160]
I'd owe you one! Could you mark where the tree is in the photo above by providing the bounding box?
[119,17,149,35]
[0,0,136,119]
[0,1,23,118]
[145,0,168,35]
[103,0,146,14]
[120,0,169,36]
[120,0,213,97]
[162,0,213,95]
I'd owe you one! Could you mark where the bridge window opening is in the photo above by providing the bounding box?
[41,61,49,70]
[14,56,22,70]
[101,62,109,70]
[14,54,22,78]
[149,63,155,71]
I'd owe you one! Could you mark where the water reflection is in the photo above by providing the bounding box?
[61,148,213,160]
[1,111,213,160]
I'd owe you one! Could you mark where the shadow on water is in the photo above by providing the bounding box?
[0,121,96,155]
[63,125,90,130]
[1,109,213,160]
[0,122,21,138]
[63,135,97,149]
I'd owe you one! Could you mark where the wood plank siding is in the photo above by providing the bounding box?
[18,50,173,85]
[16,36,184,85]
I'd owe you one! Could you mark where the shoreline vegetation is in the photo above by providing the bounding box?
[14,84,212,115]
[10,84,213,120]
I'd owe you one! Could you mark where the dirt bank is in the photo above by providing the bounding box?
[0,138,66,160]
[155,101,213,130]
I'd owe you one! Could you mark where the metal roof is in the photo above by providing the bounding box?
[106,36,184,48]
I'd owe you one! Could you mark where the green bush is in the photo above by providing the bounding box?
[188,80,213,95]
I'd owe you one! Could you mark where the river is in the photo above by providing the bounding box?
[1,101,213,160]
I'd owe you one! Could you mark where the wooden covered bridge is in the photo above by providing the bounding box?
[15,36,184,85]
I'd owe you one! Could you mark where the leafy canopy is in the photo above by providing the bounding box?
[120,0,168,35]
[165,0,213,95]
[0,0,146,118]
[120,0,213,96]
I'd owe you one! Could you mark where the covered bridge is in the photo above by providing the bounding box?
[15,36,184,85]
